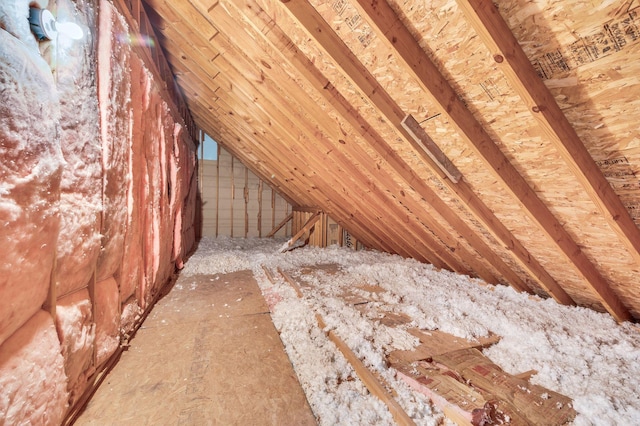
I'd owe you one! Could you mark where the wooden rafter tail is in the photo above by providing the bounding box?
[281,211,321,252]
[267,212,293,238]
[352,0,631,322]
[456,0,640,269]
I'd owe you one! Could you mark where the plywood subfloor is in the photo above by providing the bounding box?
[76,270,316,425]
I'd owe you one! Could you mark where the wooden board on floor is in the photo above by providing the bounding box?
[392,346,576,426]
[76,271,316,425]
[389,328,500,364]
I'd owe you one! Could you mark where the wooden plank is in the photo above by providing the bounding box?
[267,212,293,238]
[75,272,316,425]
[277,268,303,298]
[401,114,462,183]
[433,348,576,425]
[281,211,321,252]
[244,167,249,238]
[257,179,263,237]
[216,143,220,237]
[230,155,234,238]
[261,264,277,285]
[352,0,630,322]
[271,188,276,232]
[389,328,500,364]
[317,314,416,426]
[277,269,415,426]
[394,369,483,426]
[457,0,640,269]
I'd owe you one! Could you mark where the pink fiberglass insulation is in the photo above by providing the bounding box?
[118,56,148,302]
[0,26,63,345]
[170,124,183,268]
[55,1,102,296]
[156,108,180,287]
[94,277,120,366]
[141,97,168,305]
[0,0,199,419]
[120,298,142,339]
[56,289,95,405]
[137,157,151,310]
[96,0,131,282]
[0,310,69,424]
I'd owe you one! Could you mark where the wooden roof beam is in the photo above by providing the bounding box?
[352,0,630,321]
[196,100,392,253]
[456,0,640,268]
[209,62,433,263]
[218,0,509,283]
[234,0,519,286]
[279,0,575,304]
[146,6,401,255]
[204,3,475,272]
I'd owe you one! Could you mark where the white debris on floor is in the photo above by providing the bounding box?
[182,236,640,425]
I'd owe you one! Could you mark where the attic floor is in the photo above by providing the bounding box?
[75,270,316,425]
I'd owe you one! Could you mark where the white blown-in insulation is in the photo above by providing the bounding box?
[184,236,640,425]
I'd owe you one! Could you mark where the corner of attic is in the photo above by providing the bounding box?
[2,0,640,425]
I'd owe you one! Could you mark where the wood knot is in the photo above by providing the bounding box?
[493,54,504,63]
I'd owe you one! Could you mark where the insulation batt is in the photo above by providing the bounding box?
[0,21,62,345]
[56,289,95,405]
[0,310,68,425]
[0,0,197,421]
[55,0,102,296]
[118,55,150,302]
[94,277,120,366]
[95,0,130,282]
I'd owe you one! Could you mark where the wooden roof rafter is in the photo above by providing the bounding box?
[147,0,453,264]
[350,0,630,321]
[456,0,640,268]
[278,0,576,304]
[213,0,520,284]
[227,0,538,288]
[154,0,495,272]
[205,2,477,272]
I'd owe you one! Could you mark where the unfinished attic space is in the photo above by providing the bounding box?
[5,0,640,424]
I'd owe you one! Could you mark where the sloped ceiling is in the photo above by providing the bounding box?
[137,0,640,322]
